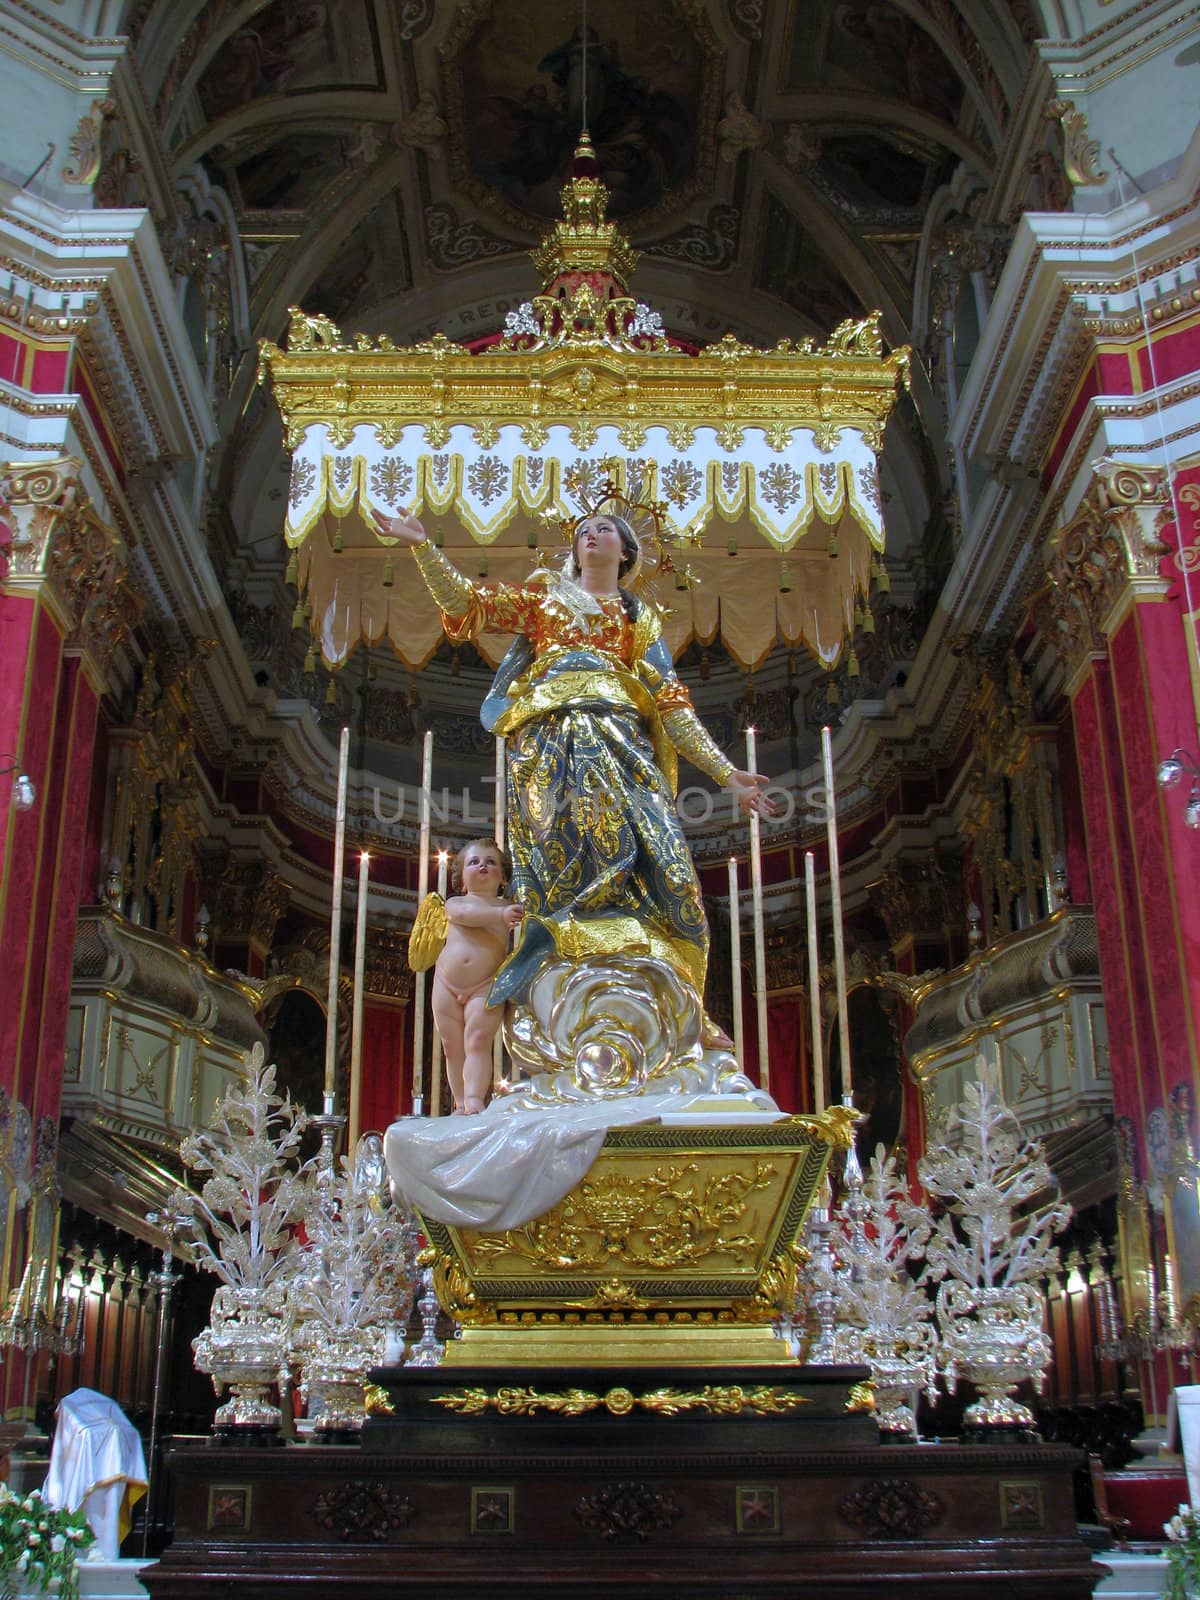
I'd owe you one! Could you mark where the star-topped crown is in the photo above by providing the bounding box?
[541,459,703,595]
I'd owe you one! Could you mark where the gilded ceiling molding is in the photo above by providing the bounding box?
[717,93,768,165]
[646,205,741,273]
[726,0,763,40]
[424,204,517,272]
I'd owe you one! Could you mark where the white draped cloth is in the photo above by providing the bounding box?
[1174,1385,1200,1508]
[385,1094,783,1231]
[46,1389,147,1559]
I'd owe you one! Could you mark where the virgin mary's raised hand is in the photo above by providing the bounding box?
[371,508,426,544]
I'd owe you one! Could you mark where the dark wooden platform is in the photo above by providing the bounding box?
[143,1365,1103,1598]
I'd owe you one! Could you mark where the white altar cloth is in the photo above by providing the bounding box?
[385,1093,784,1231]
[46,1389,147,1559]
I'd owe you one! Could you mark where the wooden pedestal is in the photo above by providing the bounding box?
[143,1366,1102,1598]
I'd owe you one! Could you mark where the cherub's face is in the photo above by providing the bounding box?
[462,845,504,896]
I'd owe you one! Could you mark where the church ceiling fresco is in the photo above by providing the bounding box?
[781,2,965,126]
[195,0,385,120]
[756,192,863,327]
[440,0,722,229]
[124,0,1042,760]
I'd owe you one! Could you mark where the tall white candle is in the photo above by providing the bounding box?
[494,736,506,853]
[412,730,434,1113]
[822,725,852,1103]
[418,730,433,895]
[348,851,370,1151]
[745,727,770,1093]
[727,856,744,1068]
[819,732,857,1107]
[430,850,449,1117]
[324,726,350,1110]
[493,734,506,1090]
[805,850,825,1115]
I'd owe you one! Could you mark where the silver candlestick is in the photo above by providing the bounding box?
[404,1264,446,1367]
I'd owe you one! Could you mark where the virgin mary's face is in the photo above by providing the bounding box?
[574,516,624,568]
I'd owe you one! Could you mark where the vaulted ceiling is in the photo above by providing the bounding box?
[129,0,1043,781]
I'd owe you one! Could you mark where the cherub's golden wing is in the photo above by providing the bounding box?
[407,892,448,972]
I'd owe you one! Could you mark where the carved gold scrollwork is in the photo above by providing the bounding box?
[1046,99,1109,188]
[284,307,346,353]
[430,1251,496,1327]
[731,1245,801,1323]
[61,99,116,187]
[465,1159,776,1272]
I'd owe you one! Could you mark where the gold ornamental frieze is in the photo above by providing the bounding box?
[432,1383,812,1419]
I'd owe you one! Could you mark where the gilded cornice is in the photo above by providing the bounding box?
[259,307,909,454]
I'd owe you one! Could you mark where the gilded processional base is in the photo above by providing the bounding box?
[417,1113,851,1366]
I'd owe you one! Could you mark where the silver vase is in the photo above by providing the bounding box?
[938,1281,1049,1431]
[192,1288,289,1431]
[298,1325,385,1435]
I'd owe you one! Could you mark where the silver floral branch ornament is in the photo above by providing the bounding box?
[918,1056,1070,1437]
[291,1133,419,1435]
[833,1144,938,1438]
[173,1042,311,1434]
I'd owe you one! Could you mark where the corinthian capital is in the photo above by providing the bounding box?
[1037,457,1171,674]
[1,457,83,575]
[1,456,140,674]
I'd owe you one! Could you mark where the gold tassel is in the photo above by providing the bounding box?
[333,526,343,553]
[862,606,876,635]
[874,558,890,595]
[527,526,538,548]
[779,561,793,594]
[285,552,298,587]
[727,537,738,556]
[303,646,317,675]
[291,601,304,630]
[325,676,338,706]
[382,555,394,588]
[827,533,839,559]
[827,678,840,708]
[848,649,860,679]
[478,557,488,578]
